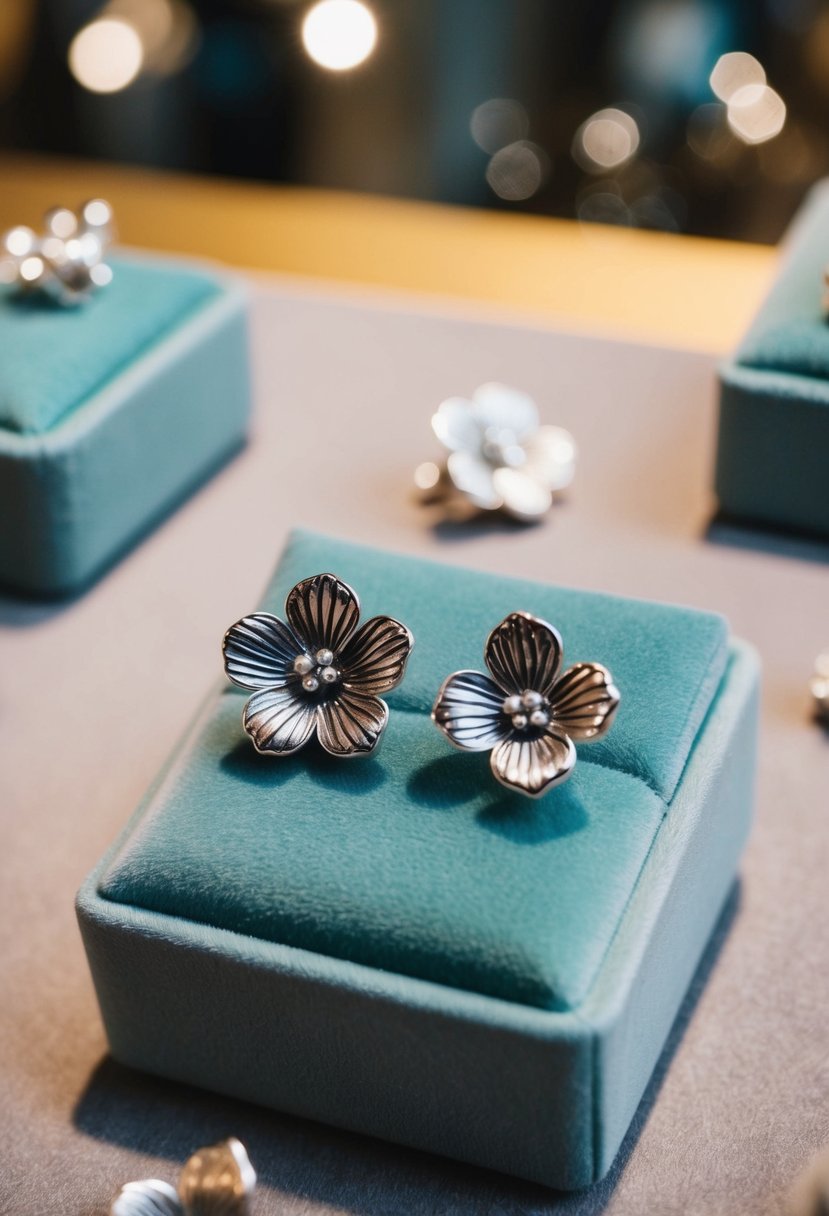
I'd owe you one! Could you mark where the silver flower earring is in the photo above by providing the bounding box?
[432,612,619,798]
[111,1137,255,1216]
[414,382,576,522]
[223,572,414,758]
[0,199,114,306]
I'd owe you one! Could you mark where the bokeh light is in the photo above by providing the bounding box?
[470,99,529,155]
[301,0,377,72]
[573,108,640,173]
[709,51,765,103]
[727,84,786,145]
[485,141,549,202]
[68,17,144,94]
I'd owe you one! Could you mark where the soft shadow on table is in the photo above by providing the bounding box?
[706,513,829,565]
[0,591,68,627]
[72,884,740,1216]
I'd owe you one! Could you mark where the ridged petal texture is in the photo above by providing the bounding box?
[485,612,563,698]
[285,572,360,654]
[111,1180,182,1216]
[243,686,316,755]
[340,616,414,695]
[317,689,388,755]
[432,670,507,751]
[490,731,576,798]
[222,612,303,690]
[551,662,621,741]
[177,1138,256,1216]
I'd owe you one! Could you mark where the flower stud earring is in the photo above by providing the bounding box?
[223,572,414,758]
[111,1137,256,1216]
[432,612,619,798]
[414,382,576,522]
[0,199,114,306]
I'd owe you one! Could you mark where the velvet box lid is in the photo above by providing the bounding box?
[0,253,250,596]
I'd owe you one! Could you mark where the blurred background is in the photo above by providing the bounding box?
[1,0,827,244]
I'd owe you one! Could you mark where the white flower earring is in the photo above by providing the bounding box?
[414,383,576,522]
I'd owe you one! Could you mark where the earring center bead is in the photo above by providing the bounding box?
[502,688,550,731]
[294,649,340,693]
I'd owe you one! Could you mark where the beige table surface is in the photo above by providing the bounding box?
[1,264,828,1215]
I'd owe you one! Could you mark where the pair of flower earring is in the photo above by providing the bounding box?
[223,573,620,798]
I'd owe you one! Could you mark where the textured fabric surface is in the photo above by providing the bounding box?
[736,181,829,379]
[98,531,727,1010]
[0,255,221,434]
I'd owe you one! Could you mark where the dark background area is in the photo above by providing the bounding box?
[1,0,828,243]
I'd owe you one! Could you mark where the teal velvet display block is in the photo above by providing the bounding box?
[716,181,829,537]
[77,531,760,1190]
[0,254,250,596]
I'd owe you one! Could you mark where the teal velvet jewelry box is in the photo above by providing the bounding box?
[0,253,250,596]
[77,530,760,1190]
[716,181,829,537]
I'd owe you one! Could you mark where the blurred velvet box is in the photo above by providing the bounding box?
[0,254,250,596]
[716,182,829,537]
[77,530,759,1190]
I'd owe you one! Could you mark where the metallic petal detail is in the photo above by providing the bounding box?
[485,612,563,699]
[432,670,508,752]
[550,662,621,741]
[285,573,361,655]
[340,616,414,695]
[491,467,552,521]
[522,424,577,492]
[111,1180,182,1216]
[316,689,388,756]
[490,730,576,798]
[432,396,484,454]
[243,686,316,755]
[446,450,501,510]
[470,382,539,443]
[178,1138,257,1216]
[222,613,305,691]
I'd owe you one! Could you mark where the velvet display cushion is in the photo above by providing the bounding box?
[97,530,730,1012]
[0,256,221,435]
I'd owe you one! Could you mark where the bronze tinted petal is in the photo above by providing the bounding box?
[178,1138,257,1216]
[316,689,388,756]
[485,612,563,698]
[285,572,361,655]
[340,615,414,695]
[550,662,620,741]
[490,730,576,797]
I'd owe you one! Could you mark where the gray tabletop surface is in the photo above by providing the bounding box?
[2,277,828,1216]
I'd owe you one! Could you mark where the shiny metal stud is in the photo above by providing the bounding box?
[0,199,114,306]
[432,612,620,798]
[415,382,577,523]
[810,651,829,726]
[111,1137,256,1216]
[223,572,414,758]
